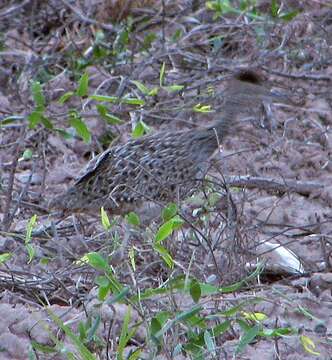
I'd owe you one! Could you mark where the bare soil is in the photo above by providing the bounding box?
[0,1,331,359]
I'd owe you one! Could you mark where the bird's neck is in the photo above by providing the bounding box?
[209,108,237,140]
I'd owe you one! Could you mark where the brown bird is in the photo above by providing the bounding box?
[49,70,284,216]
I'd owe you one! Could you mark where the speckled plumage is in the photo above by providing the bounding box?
[49,70,281,215]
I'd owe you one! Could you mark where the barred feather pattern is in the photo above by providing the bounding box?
[49,70,282,215]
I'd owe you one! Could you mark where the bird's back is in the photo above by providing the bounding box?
[49,128,217,214]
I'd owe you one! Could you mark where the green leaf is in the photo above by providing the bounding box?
[159,62,166,87]
[95,275,110,288]
[236,319,251,332]
[121,97,145,106]
[193,103,213,113]
[142,32,157,50]
[101,206,112,231]
[96,104,123,125]
[90,94,120,102]
[190,279,201,303]
[242,311,267,322]
[206,1,217,10]
[132,80,150,95]
[206,0,233,15]
[96,270,123,298]
[150,317,162,338]
[40,116,53,129]
[162,203,178,222]
[106,287,130,305]
[280,10,299,21]
[58,91,74,104]
[55,128,74,139]
[163,85,184,93]
[30,341,57,354]
[106,271,123,295]
[154,305,202,338]
[128,247,136,271]
[300,335,320,356]
[22,149,33,160]
[98,283,111,301]
[155,215,184,243]
[261,327,296,337]
[26,214,37,243]
[296,305,317,321]
[155,220,173,243]
[31,81,45,110]
[175,305,203,322]
[213,320,231,336]
[87,315,101,342]
[154,244,174,268]
[47,311,96,360]
[156,311,172,325]
[1,115,24,126]
[270,0,279,17]
[76,72,89,97]
[103,112,123,125]
[126,212,140,227]
[235,324,260,354]
[132,120,150,138]
[0,252,12,264]
[26,243,36,264]
[90,94,145,106]
[128,349,142,360]
[40,257,50,265]
[84,252,109,271]
[171,29,182,42]
[28,111,43,128]
[218,263,265,293]
[148,87,159,96]
[78,321,87,341]
[218,303,244,317]
[204,330,216,356]
[69,114,91,143]
[118,306,136,358]
[114,27,129,51]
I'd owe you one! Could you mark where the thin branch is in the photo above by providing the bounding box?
[225,175,324,196]
[59,0,116,33]
[1,127,26,232]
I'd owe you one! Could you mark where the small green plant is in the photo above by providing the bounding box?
[79,251,125,300]
[78,314,105,351]
[28,81,53,130]
[100,206,112,231]
[270,0,299,21]
[300,335,320,357]
[116,306,141,360]
[132,62,184,99]
[0,252,12,264]
[153,203,184,268]
[25,214,37,264]
[18,70,146,144]
[131,119,151,138]
[39,256,318,358]
[205,0,299,21]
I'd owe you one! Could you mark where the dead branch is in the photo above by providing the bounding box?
[225,175,324,196]
[59,0,116,33]
[1,127,26,232]
[0,0,31,19]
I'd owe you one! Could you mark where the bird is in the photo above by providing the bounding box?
[49,69,285,217]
